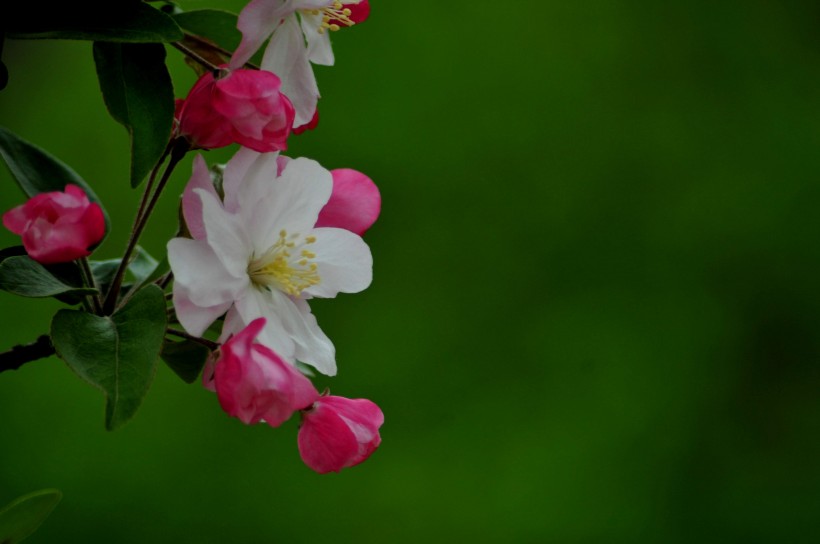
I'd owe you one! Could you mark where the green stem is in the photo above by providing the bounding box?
[78,257,103,314]
[103,139,189,315]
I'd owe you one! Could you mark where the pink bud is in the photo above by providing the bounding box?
[176,68,295,153]
[298,395,384,474]
[315,168,381,236]
[212,318,319,427]
[2,184,105,264]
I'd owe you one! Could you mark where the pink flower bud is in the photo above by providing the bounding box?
[212,318,319,427]
[315,168,381,236]
[298,395,384,473]
[2,184,105,264]
[176,68,295,153]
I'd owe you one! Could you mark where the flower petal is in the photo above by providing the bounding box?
[173,284,233,337]
[261,15,320,129]
[197,188,253,280]
[272,293,337,376]
[315,168,380,235]
[183,154,219,240]
[304,227,373,298]
[168,237,247,308]
[231,0,293,69]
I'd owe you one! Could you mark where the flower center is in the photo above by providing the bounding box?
[248,230,320,296]
[303,1,356,34]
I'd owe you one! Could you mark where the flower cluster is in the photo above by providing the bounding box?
[2,0,382,473]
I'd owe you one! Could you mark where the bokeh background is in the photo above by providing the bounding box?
[2,1,820,542]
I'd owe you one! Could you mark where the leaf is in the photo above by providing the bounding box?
[0,256,97,298]
[0,489,62,544]
[161,339,211,384]
[5,3,183,43]
[173,10,264,67]
[93,42,175,188]
[129,246,160,286]
[51,284,167,431]
[90,259,122,294]
[0,126,110,235]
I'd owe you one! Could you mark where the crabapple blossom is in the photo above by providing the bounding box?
[230,0,370,129]
[2,184,105,264]
[316,168,380,236]
[175,67,294,152]
[210,317,319,426]
[298,394,383,473]
[168,151,372,375]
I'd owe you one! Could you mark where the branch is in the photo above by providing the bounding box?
[0,335,55,374]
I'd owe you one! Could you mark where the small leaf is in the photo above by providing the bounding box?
[6,4,183,43]
[161,339,211,384]
[0,126,110,234]
[0,256,97,298]
[51,284,167,430]
[0,489,61,544]
[90,259,121,293]
[93,42,174,188]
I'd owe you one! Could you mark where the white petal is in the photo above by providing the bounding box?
[168,238,247,308]
[235,287,296,362]
[173,285,232,337]
[245,157,332,251]
[231,0,294,69]
[182,155,218,240]
[300,12,335,66]
[303,227,373,298]
[269,290,337,375]
[261,15,320,128]
[197,188,252,279]
[222,147,262,213]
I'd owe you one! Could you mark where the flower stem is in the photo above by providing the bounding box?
[78,257,103,314]
[0,335,54,374]
[171,40,222,73]
[166,328,219,351]
[103,139,189,315]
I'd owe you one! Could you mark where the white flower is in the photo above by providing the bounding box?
[229,0,367,129]
[168,150,372,375]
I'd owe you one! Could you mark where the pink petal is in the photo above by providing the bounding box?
[315,168,380,235]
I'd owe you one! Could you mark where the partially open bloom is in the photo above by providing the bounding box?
[230,0,370,130]
[176,67,294,152]
[168,151,372,375]
[3,184,105,264]
[210,317,319,426]
[298,395,383,473]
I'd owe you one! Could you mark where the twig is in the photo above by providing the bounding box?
[0,335,54,374]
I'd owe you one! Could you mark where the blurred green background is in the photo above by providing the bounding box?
[3,1,820,542]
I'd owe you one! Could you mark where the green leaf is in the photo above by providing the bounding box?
[93,42,175,188]
[90,259,121,294]
[0,256,97,299]
[0,489,61,544]
[0,126,110,234]
[129,246,160,286]
[6,3,183,43]
[51,284,167,430]
[161,339,211,384]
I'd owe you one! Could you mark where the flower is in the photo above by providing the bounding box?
[209,317,319,426]
[2,184,105,264]
[316,168,380,236]
[176,67,294,152]
[168,150,373,375]
[229,0,371,130]
[298,394,383,473]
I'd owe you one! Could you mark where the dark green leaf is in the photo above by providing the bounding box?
[0,256,97,298]
[0,126,110,234]
[90,259,121,293]
[161,339,211,384]
[51,284,167,430]
[6,4,183,43]
[93,42,174,188]
[0,489,61,544]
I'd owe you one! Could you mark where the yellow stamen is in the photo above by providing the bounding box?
[302,1,356,34]
[247,230,321,296]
